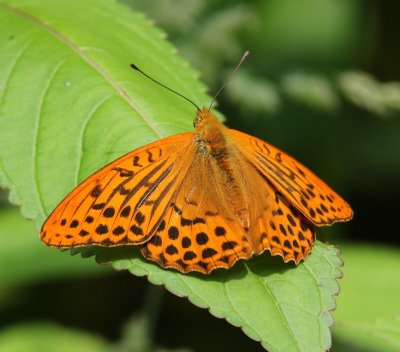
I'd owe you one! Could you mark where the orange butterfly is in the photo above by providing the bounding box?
[41,58,353,274]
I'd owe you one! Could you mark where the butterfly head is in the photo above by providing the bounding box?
[193,108,218,130]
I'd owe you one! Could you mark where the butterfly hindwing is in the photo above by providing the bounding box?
[236,158,316,265]
[140,153,254,273]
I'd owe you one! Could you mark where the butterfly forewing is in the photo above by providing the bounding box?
[41,133,195,247]
[230,129,353,226]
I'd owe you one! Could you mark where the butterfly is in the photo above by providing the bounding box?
[40,105,353,274]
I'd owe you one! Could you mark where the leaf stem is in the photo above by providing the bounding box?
[115,284,164,352]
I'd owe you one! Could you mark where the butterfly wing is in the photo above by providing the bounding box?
[140,153,254,274]
[41,120,351,273]
[140,132,317,273]
[230,129,353,226]
[237,158,316,265]
[40,133,195,247]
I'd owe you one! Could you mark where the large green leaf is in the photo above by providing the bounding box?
[0,1,344,351]
[0,0,209,223]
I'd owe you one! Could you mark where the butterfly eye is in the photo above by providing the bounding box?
[193,115,203,128]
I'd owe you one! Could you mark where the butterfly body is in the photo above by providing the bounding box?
[41,108,352,274]
[194,111,251,229]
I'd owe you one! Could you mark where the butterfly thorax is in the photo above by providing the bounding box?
[194,109,227,155]
[194,109,250,229]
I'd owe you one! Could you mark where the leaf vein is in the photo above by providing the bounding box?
[75,94,114,184]
[33,59,68,218]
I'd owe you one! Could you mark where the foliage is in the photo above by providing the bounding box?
[0,0,399,351]
[130,0,400,118]
[0,323,110,352]
[0,208,105,291]
[0,1,345,351]
[333,243,400,351]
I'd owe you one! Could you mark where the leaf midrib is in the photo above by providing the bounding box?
[253,270,301,351]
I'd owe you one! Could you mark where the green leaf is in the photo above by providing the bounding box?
[0,1,344,351]
[0,0,209,225]
[0,322,110,352]
[226,70,281,115]
[282,72,339,111]
[109,241,341,351]
[339,71,400,116]
[333,243,400,351]
[0,207,107,290]
[333,317,400,352]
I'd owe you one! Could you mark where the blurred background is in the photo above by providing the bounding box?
[1,0,399,351]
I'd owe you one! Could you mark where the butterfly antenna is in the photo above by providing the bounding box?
[208,50,249,111]
[130,64,200,111]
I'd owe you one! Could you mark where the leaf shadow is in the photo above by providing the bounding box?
[71,246,297,283]
[212,253,296,283]
[71,245,141,264]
